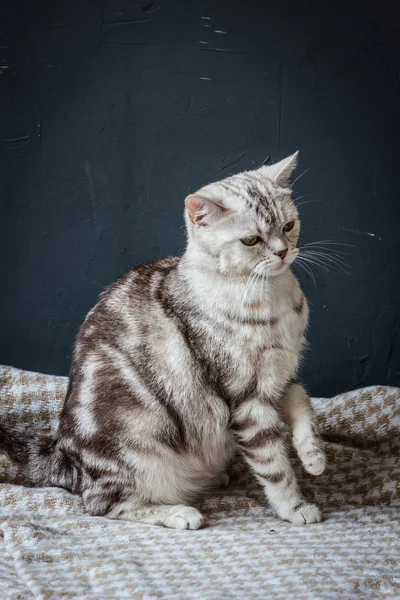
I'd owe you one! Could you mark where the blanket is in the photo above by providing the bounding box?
[0,365,399,599]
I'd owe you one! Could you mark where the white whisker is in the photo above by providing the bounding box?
[295,199,326,208]
[241,262,264,311]
[297,256,333,275]
[291,167,311,187]
[302,239,356,248]
[300,244,350,257]
[293,259,316,287]
[301,250,351,273]
[298,254,347,277]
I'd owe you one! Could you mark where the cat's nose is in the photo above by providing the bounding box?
[274,248,288,260]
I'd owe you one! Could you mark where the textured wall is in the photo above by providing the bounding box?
[1,0,399,396]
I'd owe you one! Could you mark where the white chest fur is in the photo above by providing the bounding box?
[205,269,308,398]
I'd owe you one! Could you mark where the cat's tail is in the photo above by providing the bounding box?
[0,422,77,491]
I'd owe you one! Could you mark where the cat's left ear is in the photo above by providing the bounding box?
[262,151,299,187]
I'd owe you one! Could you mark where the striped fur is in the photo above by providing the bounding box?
[0,153,326,529]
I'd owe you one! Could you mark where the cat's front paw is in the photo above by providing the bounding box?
[287,502,322,525]
[297,441,326,476]
[163,506,205,530]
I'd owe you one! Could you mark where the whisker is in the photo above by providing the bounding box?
[297,263,333,284]
[301,246,350,261]
[293,259,317,287]
[300,244,350,257]
[291,167,311,187]
[242,260,270,319]
[241,269,256,307]
[258,267,267,316]
[299,253,338,269]
[301,250,351,272]
[301,248,349,263]
[297,256,333,275]
[241,262,264,310]
[292,194,313,204]
[298,255,346,276]
[297,253,337,272]
[295,199,326,208]
[302,239,356,248]
[241,271,258,308]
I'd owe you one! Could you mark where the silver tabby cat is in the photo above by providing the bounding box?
[0,152,326,529]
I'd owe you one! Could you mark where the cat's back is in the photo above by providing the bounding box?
[77,256,181,348]
[61,257,187,427]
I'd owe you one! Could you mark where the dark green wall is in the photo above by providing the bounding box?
[1,0,399,396]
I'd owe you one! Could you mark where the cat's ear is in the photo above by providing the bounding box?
[185,195,225,226]
[262,151,299,187]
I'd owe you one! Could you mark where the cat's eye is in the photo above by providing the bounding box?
[240,236,260,246]
[283,221,295,233]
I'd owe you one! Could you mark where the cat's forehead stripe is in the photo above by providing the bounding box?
[218,180,248,202]
[246,183,279,226]
[218,171,287,228]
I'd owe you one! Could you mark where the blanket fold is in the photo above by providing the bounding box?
[1,366,399,599]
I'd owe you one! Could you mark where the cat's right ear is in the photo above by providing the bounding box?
[185,195,224,226]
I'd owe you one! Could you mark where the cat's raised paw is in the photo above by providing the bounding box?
[298,444,326,476]
[163,506,205,530]
[288,503,322,525]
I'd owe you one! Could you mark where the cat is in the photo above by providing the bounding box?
[0,152,326,529]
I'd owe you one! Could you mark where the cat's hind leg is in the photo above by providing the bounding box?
[81,485,204,530]
[108,501,205,530]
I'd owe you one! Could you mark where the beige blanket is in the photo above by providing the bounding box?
[0,365,399,599]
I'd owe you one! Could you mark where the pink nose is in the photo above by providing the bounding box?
[274,248,288,260]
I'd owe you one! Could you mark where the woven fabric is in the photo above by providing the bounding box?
[0,365,399,599]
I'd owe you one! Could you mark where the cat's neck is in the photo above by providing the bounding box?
[179,247,297,320]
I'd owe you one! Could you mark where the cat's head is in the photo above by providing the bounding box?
[184,152,300,277]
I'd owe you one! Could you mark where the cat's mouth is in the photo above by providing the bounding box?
[268,260,290,277]
[268,250,299,276]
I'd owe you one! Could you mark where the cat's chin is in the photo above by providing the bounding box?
[268,262,290,277]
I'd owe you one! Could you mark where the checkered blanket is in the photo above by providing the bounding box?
[1,365,399,599]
